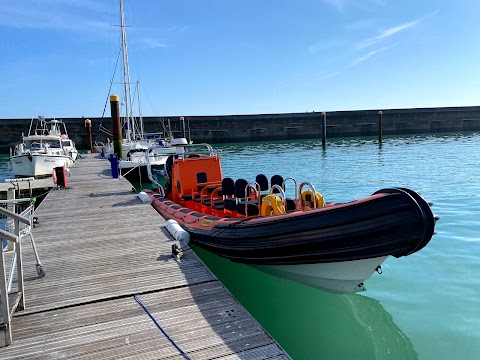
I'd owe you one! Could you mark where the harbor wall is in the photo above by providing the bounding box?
[1,106,479,151]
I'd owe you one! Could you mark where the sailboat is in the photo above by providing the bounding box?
[99,0,177,183]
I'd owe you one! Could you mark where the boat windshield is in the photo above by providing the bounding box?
[31,142,44,150]
[62,140,73,147]
[48,141,61,148]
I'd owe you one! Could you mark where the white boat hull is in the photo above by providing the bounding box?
[9,154,72,177]
[252,255,389,294]
[118,154,168,171]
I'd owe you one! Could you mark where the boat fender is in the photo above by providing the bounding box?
[261,194,286,216]
[7,160,12,171]
[137,191,153,204]
[301,190,326,210]
[165,219,190,245]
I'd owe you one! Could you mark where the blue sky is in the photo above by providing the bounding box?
[1,0,479,118]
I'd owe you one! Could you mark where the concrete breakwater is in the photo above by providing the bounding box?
[1,105,479,151]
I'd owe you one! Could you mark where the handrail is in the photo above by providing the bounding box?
[299,181,318,209]
[0,207,31,226]
[269,184,287,213]
[0,199,36,346]
[0,229,17,243]
[283,177,298,210]
[199,181,222,206]
[244,181,260,217]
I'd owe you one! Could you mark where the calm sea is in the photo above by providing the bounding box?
[1,133,478,359]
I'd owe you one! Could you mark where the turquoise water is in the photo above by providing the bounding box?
[195,134,479,360]
[1,134,478,359]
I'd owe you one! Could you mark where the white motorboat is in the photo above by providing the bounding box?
[8,117,76,178]
[61,136,78,161]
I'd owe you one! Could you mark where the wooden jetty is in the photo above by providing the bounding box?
[0,154,290,359]
[0,177,54,201]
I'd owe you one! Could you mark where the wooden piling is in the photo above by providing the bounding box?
[378,111,383,143]
[180,116,186,138]
[110,94,123,159]
[321,112,327,148]
[85,118,93,153]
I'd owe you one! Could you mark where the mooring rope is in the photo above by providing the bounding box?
[133,295,191,360]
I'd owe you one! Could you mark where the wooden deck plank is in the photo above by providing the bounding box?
[1,154,290,359]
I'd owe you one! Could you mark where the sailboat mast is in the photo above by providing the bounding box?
[136,81,144,138]
[119,0,135,141]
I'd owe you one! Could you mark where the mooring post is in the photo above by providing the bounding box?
[180,116,186,138]
[85,118,93,153]
[321,112,327,148]
[378,111,383,143]
[110,94,123,159]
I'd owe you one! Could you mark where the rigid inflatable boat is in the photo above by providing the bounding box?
[144,143,438,294]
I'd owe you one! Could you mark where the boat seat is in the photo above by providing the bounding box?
[236,201,260,216]
[286,198,296,211]
[269,174,296,210]
[212,202,225,211]
[209,187,225,210]
[197,172,208,191]
[256,174,269,200]
[222,177,237,211]
[271,175,284,193]
[235,179,258,216]
[182,194,200,201]
[186,171,220,204]
[193,184,220,203]
[202,198,224,207]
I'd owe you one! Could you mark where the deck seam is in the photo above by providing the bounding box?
[13,279,220,318]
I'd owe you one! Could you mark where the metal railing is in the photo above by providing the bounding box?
[0,197,43,347]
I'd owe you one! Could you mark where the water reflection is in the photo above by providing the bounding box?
[194,246,418,360]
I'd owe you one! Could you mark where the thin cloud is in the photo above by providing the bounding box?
[345,19,376,31]
[357,10,439,49]
[349,45,394,67]
[323,0,347,13]
[142,38,168,49]
[323,44,395,79]
[308,39,346,55]
[0,1,109,31]
[163,25,190,33]
[323,0,387,13]
[323,71,341,79]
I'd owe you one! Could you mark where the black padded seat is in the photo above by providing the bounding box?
[286,198,296,211]
[234,178,250,199]
[256,174,269,200]
[197,172,208,191]
[201,199,224,207]
[271,175,284,193]
[256,174,269,192]
[236,201,259,216]
[222,177,236,210]
[212,202,225,211]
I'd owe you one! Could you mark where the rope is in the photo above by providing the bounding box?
[133,295,191,360]
[207,216,253,238]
